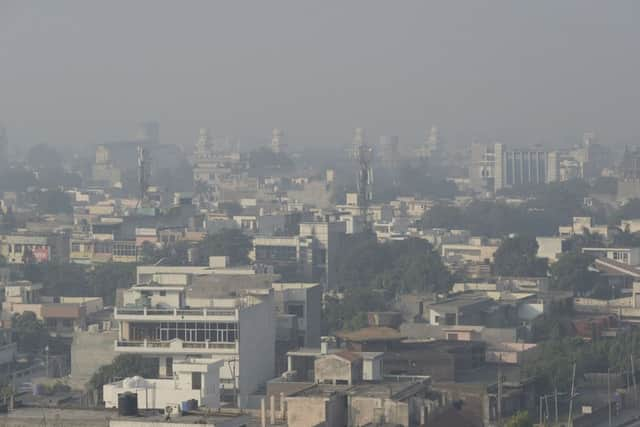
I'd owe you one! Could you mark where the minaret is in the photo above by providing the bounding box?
[195,128,214,161]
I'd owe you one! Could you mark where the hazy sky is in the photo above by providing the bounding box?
[1,1,639,151]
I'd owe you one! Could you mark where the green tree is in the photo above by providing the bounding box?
[612,226,640,247]
[23,263,88,297]
[88,354,158,397]
[614,198,640,221]
[549,251,599,295]
[322,288,387,333]
[13,311,48,356]
[422,204,464,230]
[88,263,136,306]
[493,235,548,277]
[197,229,252,266]
[505,411,533,427]
[34,190,72,215]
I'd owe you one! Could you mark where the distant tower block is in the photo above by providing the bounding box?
[136,121,160,144]
[351,127,366,159]
[271,128,284,154]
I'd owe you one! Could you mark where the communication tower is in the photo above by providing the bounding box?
[352,128,374,226]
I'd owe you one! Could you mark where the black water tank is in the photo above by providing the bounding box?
[118,392,138,416]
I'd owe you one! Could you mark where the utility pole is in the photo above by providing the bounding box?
[632,354,638,407]
[608,368,612,427]
[497,356,503,427]
[567,362,577,427]
[539,396,543,426]
[554,388,559,424]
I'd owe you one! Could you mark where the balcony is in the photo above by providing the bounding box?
[115,339,238,354]
[114,307,238,321]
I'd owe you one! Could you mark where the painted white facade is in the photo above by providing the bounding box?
[582,247,640,266]
[115,278,275,408]
[103,358,222,411]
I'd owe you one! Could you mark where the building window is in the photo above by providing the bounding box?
[153,321,238,343]
[192,372,201,390]
[287,303,304,318]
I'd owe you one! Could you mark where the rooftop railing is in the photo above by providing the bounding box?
[115,307,237,317]
[115,339,236,351]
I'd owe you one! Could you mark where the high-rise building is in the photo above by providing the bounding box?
[494,143,558,191]
[470,143,558,193]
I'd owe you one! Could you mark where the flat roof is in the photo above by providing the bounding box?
[289,380,427,400]
[336,327,406,342]
[188,273,277,298]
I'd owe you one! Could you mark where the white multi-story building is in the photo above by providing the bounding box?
[114,273,275,407]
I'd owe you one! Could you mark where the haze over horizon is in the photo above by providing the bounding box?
[1,1,639,150]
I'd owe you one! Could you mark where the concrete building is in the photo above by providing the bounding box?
[582,246,640,266]
[252,234,321,283]
[286,380,436,427]
[0,231,70,264]
[441,238,500,264]
[3,281,103,337]
[617,146,640,201]
[470,143,559,193]
[558,216,610,239]
[70,328,118,389]
[103,358,223,412]
[299,221,346,290]
[314,352,363,386]
[536,236,570,263]
[114,273,275,407]
[272,282,321,348]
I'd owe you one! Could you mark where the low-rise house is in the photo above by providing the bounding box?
[441,237,500,264]
[536,236,570,263]
[286,380,438,427]
[0,231,70,264]
[2,281,103,336]
[103,358,223,412]
[582,246,640,266]
[114,271,276,407]
[559,216,611,238]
